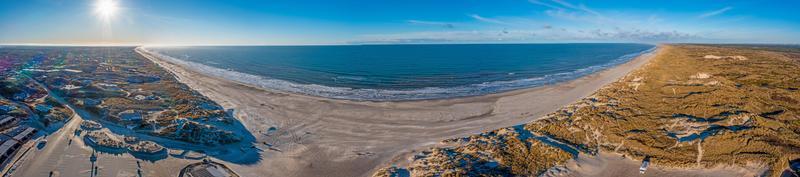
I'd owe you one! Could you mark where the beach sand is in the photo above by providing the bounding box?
[135,46,660,177]
[545,152,765,177]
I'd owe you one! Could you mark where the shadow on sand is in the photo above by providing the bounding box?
[55,99,262,165]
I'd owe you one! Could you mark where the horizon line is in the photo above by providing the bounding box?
[1,41,798,47]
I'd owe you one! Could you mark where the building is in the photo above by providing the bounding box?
[190,166,232,177]
[179,159,239,177]
[134,95,146,101]
[0,116,16,128]
[83,98,101,107]
[12,93,28,101]
[127,75,160,84]
[0,140,20,164]
[0,105,13,113]
[118,110,143,122]
[34,104,52,113]
[11,127,37,143]
[63,84,81,90]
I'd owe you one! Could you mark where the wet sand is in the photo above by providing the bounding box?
[135,46,660,177]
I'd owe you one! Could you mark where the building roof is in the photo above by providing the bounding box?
[0,105,13,112]
[12,127,36,141]
[190,165,232,177]
[0,140,19,155]
[0,115,14,125]
[4,126,27,137]
[119,110,143,121]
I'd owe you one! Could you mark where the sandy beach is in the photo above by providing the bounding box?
[545,152,765,177]
[1,0,797,176]
[134,46,659,177]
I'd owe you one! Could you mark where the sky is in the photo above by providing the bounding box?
[0,0,799,45]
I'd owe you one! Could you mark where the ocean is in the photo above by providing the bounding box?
[144,43,655,100]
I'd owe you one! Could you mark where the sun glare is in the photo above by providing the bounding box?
[94,0,118,19]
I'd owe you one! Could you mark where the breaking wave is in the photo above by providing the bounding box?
[140,47,655,101]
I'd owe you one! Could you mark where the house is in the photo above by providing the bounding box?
[34,104,52,113]
[0,105,13,113]
[96,83,123,92]
[79,79,93,86]
[0,140,20,164]
[135,95,159,101]
[83,98,101,107]
[190,165,234,177]
[134,95,147,101]
[118,110,143,122]
[63,84,81,90]
[127,75,160,84]
[13,127,36,142]
[12,92,28,101]
[0,115,16,128]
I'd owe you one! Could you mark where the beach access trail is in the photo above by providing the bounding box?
[136,46,658,177]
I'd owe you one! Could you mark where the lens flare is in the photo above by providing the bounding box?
[94,0,119,40]
[94,0,118,19]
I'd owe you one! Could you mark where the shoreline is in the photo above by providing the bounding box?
[135,46,660,177]
[138,45,655,102]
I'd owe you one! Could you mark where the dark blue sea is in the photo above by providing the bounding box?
[144,43,655,100]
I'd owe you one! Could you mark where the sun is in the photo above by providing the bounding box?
[94,0,118,19]
[94,0,119,39]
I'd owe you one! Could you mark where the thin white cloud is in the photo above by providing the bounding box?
[544,8,612,25]
[406,20,455,29]
[531,0,601,16]
[698,6,733,18]
[353,28,701,44]
[531,0,613,26]
[551,0,600,16]
[528,0,564,11]
[468,14,509,25]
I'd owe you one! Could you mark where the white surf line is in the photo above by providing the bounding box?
[134,46,657,101]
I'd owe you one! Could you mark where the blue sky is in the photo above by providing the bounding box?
[1,0,798,45]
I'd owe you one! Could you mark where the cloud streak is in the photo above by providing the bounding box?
[406,20,455,29]
[528,0,564,11]
[551,0,600,16]
[353,28,701,44]
[530,0,615,26]
[468,14,509,25]
[530,0,601,16]
[698,6,733,18]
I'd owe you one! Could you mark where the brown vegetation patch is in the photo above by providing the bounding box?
[527,45,800,176]
[376,44,800,177]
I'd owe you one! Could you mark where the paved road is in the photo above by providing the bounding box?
[8,77,143,177]
[6,62,254,177]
